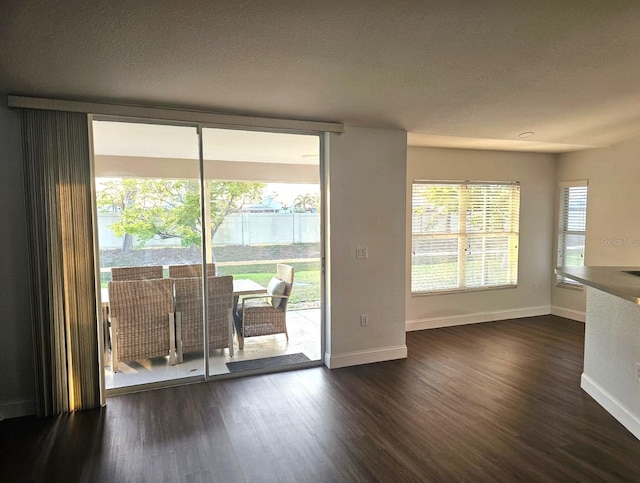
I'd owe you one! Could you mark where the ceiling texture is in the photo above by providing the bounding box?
[2,0,640,153]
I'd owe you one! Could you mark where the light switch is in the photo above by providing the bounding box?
[356,246,369,259]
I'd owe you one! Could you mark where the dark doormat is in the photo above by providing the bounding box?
[226,353,311,373]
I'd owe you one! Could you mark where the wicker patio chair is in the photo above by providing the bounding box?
[235,264,294,349]
[111,265,164,281]
[174,275,234,360]
[108,278,176,372]
[168,263,216,279]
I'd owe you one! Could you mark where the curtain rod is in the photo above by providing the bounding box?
[7,95,344,134]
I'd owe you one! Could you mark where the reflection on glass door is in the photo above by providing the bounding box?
[202,128,322,376]
[93,120,206,390]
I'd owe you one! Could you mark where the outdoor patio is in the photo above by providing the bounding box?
[104,308,321,390]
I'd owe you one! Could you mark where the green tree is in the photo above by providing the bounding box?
[414,184,515,233]
[413,184,460,233]
[208,180,264,238]
[293,193,319,212]
[97,178,140,250]
[465,185,515,232]
[414,185,460,215]
[97,179,263,248]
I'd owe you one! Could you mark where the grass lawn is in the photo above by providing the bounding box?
[98,245,322,308]
[219,269,320,308]
[101,267,321,309]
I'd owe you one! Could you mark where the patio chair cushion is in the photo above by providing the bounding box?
[267,276,287,308]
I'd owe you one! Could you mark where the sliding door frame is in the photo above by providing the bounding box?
[87,114,106,404]
[198,121,326,380]
[92,116,204,397]
[92,115,326,395]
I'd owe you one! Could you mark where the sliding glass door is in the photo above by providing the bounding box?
[93,120,205,390]
[202,128,322,376]
[93,119,323,392]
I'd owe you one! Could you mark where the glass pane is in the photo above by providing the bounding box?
[411,181,519,293]
[557,185,587,284]
[466,184,517,233]
[561,234,585,266]
[202,128,321,376]
[411,237,459,291]
[93,120,204,390]
[566,187,588,231]
[412,184,461,234]
[466,236,511,287]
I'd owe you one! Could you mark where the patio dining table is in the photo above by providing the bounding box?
[100,278,266,304]
[100,278,267,364]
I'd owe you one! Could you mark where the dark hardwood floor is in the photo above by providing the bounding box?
[2,315,639,482]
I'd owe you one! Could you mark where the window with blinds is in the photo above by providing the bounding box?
[557,181,588,286]
[411,181,520,294]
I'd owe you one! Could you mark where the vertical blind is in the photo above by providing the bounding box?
[21,108,101,416]
[412,181,520,293]
[557,181,588,285]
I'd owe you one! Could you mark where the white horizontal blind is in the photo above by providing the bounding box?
[412,184,461,292]
[557,182,588,285]
[412,181,520,294]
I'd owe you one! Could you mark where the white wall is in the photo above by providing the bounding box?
[325,127,407,368]
[0,104,36,420]
[552,135,640,316]
[582,288,640,440]
[406,147,556,329]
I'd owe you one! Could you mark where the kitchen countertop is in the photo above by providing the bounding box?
[555,266,640,305]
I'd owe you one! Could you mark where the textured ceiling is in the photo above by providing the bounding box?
[2,1,640,152]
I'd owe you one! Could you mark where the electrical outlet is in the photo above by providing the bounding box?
[360,314,369,327]
[636,362,640,381]
[356,246,369,259]
[533,281,539,291]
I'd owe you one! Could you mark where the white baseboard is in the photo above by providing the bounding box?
[405,305,550,331]
[551,305,586,323]
[0,399,36,421]
[325,345,407,369]
[581,373,640,441]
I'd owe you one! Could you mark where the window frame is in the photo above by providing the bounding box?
[411,180,521,295]
[556,180,588,288]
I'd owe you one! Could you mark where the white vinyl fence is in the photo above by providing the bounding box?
[98,212,320,249]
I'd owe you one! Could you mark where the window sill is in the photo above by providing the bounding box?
[412,284,517,297]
